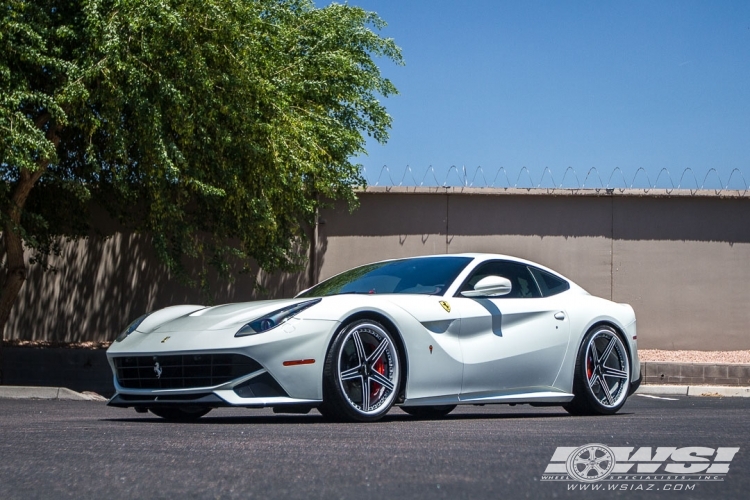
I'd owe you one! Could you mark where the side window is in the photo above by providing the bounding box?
[529,267,570,297]
[459,261,541,298]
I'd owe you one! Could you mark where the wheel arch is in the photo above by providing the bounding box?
[334,310,410,404]
[585,320,634,367]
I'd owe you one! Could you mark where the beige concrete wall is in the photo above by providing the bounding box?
[319,192,615,298]
[6,188,750,350]
[611,196,750,350]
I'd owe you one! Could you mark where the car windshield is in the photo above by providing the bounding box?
[298,256,473,297]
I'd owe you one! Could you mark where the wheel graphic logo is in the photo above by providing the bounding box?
[566,444,616,482]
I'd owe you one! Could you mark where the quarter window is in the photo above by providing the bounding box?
[529,267,570,297]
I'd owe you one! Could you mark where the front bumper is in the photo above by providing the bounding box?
[106,366,323,409]
[108,392,321,409]
[106,318,338,408]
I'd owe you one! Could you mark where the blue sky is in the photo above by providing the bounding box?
[324,1,750,189]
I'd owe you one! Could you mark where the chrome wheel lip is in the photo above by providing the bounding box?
[584,329,630,409]
[336,322,399,416]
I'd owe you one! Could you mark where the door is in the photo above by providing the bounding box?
[454,260,570,398]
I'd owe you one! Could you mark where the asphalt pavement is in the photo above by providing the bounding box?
[1,396,748,499]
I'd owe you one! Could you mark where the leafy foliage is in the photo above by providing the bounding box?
[0,0,401,295]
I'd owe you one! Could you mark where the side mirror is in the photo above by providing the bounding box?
[460,276,512,298]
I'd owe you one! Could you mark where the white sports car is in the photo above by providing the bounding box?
[107,253,640,422]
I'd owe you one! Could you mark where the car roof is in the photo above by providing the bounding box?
[382,252,544,267]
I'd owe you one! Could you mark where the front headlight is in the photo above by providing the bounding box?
[235,298,321,337]
[115,313,151,342]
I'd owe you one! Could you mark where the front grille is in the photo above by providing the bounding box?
[113,354,262,389]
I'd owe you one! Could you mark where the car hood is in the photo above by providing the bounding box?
[142,299,312,333]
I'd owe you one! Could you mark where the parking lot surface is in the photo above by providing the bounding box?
[1,396,748,499]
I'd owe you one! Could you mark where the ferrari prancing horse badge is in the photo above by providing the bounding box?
[439,301,451,313]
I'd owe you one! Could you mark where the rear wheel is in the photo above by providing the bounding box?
[149,407,211,421]
[564,325,631,416]
[400,405,456,419]
[320,319,401,422]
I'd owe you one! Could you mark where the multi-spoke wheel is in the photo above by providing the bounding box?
[149,407,211,421]
[564,325,631,415]
[320,319,401,422]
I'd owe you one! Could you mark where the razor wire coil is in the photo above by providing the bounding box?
[361,165,749,196]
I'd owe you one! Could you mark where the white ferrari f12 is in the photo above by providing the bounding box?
[107,253,640,421]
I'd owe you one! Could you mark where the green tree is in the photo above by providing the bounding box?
[0,0,401,377]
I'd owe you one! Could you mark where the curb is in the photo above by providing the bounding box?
[0,386,107,401]
[2,347,114,396]
[637,384,750,398]
[640,361,750,386]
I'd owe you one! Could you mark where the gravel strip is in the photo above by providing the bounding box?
[639,349,750,364]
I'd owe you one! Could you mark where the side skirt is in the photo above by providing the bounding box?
[402,391,574,407]
[458,391,574,405]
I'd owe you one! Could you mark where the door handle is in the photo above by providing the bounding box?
[554,311,566,321]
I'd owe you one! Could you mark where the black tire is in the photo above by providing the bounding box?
[564,325,631,416]
[400,405,456,419]
[316,404,336,419]
[320,319,402,422]
[149,407,211,421]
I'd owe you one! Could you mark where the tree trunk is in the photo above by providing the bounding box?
[0,163,48,384]
[308,204,319,288]
[0,113,57,384]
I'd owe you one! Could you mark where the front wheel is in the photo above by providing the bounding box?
[320,319,401,422]
[564,325,631,416]
[149,407,211,421]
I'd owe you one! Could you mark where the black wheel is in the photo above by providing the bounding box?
[320,319,401,422]
[564,325,631,416]
[400,405,456,419]
[148,407,211,421]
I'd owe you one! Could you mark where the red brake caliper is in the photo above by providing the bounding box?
[371,354,386,399]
